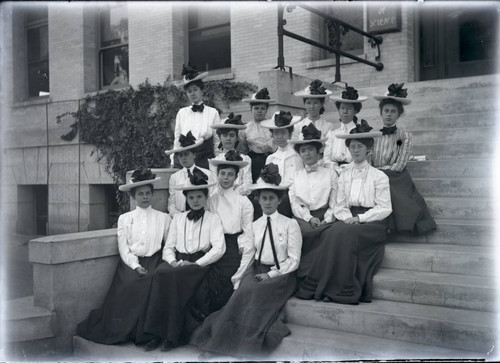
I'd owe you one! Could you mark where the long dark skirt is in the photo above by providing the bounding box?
[191,262,296,358]
[296,208,387,304]
[77,251,163,345]
[248,151,270,183]
[384,168,436,235]
[143,251,209,346]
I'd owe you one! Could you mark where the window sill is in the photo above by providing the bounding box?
[306,54,366,69]
[12,95,51,108]
[205,72,235,81]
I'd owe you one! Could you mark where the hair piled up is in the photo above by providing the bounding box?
[378,98,404,115]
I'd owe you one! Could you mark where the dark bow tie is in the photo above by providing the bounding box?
[381,126,397,135]
[187,208,205,222]
[191,104,204,113]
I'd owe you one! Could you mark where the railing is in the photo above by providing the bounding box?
[276,2,384,83]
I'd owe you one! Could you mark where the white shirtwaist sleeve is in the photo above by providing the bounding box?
[117,214,141,270]
[323,169,338,223]
[195,214,226,267]
[334,173,354,222]
[231,225,256,289]
[237,197,255,250]
[357,171,392,223]
[268,218,302,278]
[289,173,313,222]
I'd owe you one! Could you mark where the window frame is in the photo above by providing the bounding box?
[25,6,49,98]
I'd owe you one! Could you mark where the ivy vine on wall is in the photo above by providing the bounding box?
[57,78,256,212]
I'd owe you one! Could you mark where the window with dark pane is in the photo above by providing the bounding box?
[26,5,49,97]
[99,4,129,88]
[188,6,231,73]
[458,7,498,62]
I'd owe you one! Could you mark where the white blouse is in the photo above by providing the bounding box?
[232,211,302,288]
[289,165,337,223]
[292,117,334,140]
[117,206,172,270]
[334,160,392,223]
[209,151,253,196]
[174,105,221,153]
[207,188,254,250]
[323,121,356,171]
[163,210,225,267]
[265,144,304,186]
[167,166,217,215]
[237,120,275,154]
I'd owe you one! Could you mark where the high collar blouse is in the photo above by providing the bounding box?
[265,144,304,186]
[292,116,334,141]
[334,160,392,223]
[371,127,413,172]
[209,151,253,196]
[163,210,225,267]
[323,121,357,169]
[117,206,172,270]
[237,119,276,154]
[167,165,217,215]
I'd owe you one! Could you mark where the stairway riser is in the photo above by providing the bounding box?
[409,113,497,131]
[6,314,57,342]
[414,179,490,198]
[411,128,496,145]
[407,161,490,178]
[412,144,495,160]
[426,199,492,220]
[270,341,378,361]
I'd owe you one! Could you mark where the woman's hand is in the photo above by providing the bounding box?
[170,260,179,268]
[179,260,196,267]
[239,246,245,255]
[344,216,360,224]
[309,217,321,229]
[135,266,148,277]
[320,219,330,225]
[255,273,270,282]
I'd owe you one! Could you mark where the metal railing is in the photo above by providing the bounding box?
[276,2,384,83]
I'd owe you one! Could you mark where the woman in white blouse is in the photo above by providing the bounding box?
[324,86,367,175]
[77,169,171,347]
[142,169,225,352]
[296,121,392,304]
[191,164,302,358]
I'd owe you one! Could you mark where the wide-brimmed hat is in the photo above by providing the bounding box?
[173,168,217,191]
[210,113,247,130]
[119,168,161,192]
[165,131,203,156]
[373,83,411,105]
[209,150,249,168]
[330,86,367,103]
[242,88,277,104]
[248,163,289,191]
[294,79,333,98]
[288,123,327,146]
[175,64,208,88]
[260,111,301,130]
[336,120,382,139]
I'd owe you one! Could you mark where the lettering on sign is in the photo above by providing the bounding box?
[367,4,402,34]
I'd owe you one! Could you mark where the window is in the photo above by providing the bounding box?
[187,6,231,73]
[26,5,49,97]
[99,4,128,88]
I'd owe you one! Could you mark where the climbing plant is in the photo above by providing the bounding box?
[58,78,256,211]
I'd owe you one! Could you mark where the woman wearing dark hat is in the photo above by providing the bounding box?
[142,168,225,352]
[372,83,436,235]
[296,121,392,305]
[191,164,302,358]
[288,123,337,270]
[209,113,252,195]
[324,86,368,175]
[293,79,334,140]
[238,88,277,183]
[77,169,171,347]
[166,131,217,216]
[206,151,254,311]
[172,64,221,169]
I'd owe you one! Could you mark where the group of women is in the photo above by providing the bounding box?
[76,64,436,358]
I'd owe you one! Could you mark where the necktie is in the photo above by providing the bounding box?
[187,208,205,222]
[191,104,204,112]
[381,126,397,135]
[305,164,318,174]
[257,217,281,270]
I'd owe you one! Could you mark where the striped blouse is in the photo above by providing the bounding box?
[371,128,413,172]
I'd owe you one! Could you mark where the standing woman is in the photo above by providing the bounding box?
[191,164,302,358]
[296,121,392,304]
[372,83,436,235]
[77,168,171,347]
[324,86,367,175]
[172,64,221,169]
[238,88,277,183]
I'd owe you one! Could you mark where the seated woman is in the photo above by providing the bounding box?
[288,123,337,271]
[191,164,302,358]
[296,121,392,304]
[206,150,254,311]
[142,169,225,351]
[77,168,171,346]
[324,86,367,175]
[372,83,436,235]
[209,113,253,196]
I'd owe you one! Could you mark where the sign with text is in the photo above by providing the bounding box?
[367,4,402,34]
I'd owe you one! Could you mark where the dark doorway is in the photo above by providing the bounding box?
[17,185,48,235]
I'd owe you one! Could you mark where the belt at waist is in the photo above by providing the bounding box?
[176,250,206,263]
[350,206,371,217]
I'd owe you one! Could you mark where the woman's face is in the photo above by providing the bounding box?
[218,167,237,190]
[185,84,203,104]
[259,190,281,215]
[272,128,291,148]
[220,130,238,151]
[186,190,207,210]
[304,98,323,119]
[251,104,268,122]
[338,103,356,124]
[348,140,369,164]
[177,150,196,168]
[381,104,400,127]
[299,144,319,166]
[131,185,153,209]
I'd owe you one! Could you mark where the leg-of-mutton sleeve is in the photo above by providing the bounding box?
[357,169,392,223]
[168,172,183,215]
[231,226,256,290]
[323,169,338,223]
[236,130,249,154]
[117,213,140,270]
[267,218,302,278]
[289,172,314,222]
[390,131,413,172]
[237,196,255,251]
[194,213,225,267]
[333,171,353,222]
[162,214,178,264]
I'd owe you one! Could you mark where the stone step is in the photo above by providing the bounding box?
[409,111,497,131]
[413,178,491,197]
[406,159,491,178]
[413,142,495,160]
[285,298,498,353]
[388,219,494,246]
[410,126,495,145]
[372,268,497,312]
[426,196,492,221]
[3,296,57,342]
[382,243,495,276]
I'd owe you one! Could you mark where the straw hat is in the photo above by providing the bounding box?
[247,163,289,191]
[119,168,161,192]
[294,79,332,98]
[173,167,217,191]
[165,131,203,156]
[260,111,301,130]
[288,123,328,146]
[175,64,208,88]
[210,113,247,130]
[335,120,382,139]
[208,150,249,168]
[242,88,277,104]
[330,86,367,103]
[373,83,411,105]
